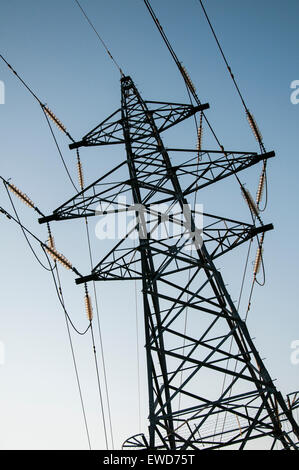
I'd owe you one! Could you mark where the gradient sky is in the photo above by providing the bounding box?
[0,0,298,450]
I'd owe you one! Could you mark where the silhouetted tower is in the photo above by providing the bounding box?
[40,76,299,450]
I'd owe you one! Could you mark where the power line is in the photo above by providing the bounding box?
[1,190,92,444]
[53,263,92,449]
[74,148,114,448]
[3,180,54,272]
[143,1,274,443]
[197,0,269,211]
[143,0,222,149]
[0,195,89,335]
[143,0,250,200]
[197,0,248,112]
[89,320,109,449]
[0,53,79,193]
[84,215,115,449]
[42,108,79,192]
[0,54,74,142]
[74,0,124,77]
[0,54,42,104]
[41,246,91,336]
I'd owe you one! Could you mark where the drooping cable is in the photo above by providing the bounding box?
[50,258,92,449]
[195,0,270,336]
[3,180,54,272]
[84,283,109,450]
[1,48,109,449]
[75,148,114,448]
[0,193,90,336]
[0,195,90,338]
[1,194,92,444]
[41,245,91,336]
[133,239,142,433]
[42,107,79,192]
[84,218,115,449]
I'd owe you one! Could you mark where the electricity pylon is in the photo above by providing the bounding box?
[40,76,299,450]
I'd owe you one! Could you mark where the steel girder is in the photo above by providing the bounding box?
[40,76,298,450]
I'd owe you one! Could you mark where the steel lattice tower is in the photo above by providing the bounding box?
[40,76,299,450]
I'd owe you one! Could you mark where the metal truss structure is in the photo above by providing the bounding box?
[40,76,299,450]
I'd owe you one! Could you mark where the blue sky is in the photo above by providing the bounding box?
[0,0,298,449]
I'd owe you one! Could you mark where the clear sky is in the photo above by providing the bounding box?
[0,0,298,450]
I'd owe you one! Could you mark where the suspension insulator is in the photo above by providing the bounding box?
[197,121,203,153]
[253,246,263,275]
[48,235,55,250]
[241,187,259,218]
[77,159,84,190]
[246,111,263,143]
[253,233,264,276]
[256,171,266,205]
[45,243,72,270]
[43,106,67,133]
[84,293,93,321]
[8,183,35,208]
[181,65,196,94]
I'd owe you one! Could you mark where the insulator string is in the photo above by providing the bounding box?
[8,183,35,208]
[181,64,197,95]
[256,170,266,206]
[84,292,93,322]
[247,110,263,144]
[76,149,85,190]
[241,186,260,220]
[43,105,67,134]
[45,243,73,271]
